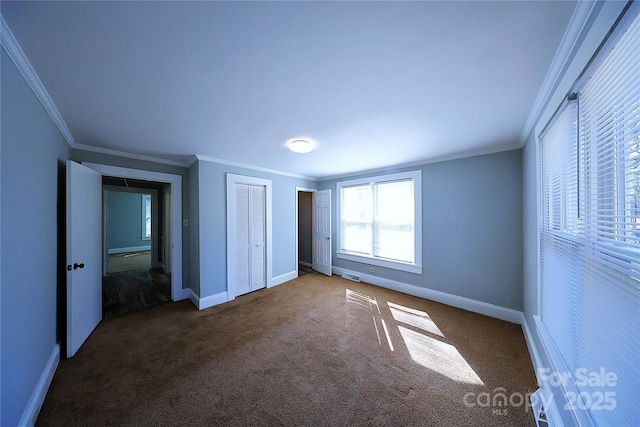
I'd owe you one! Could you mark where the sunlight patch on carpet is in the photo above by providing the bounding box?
[346,289,381,314]
[347,289,396,350]
[398,325,484,385]
[381,318,395,351]
[372,316,382,346]
[388,301,444,338]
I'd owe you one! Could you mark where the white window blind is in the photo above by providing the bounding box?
[341,179,414,263]
[341,185,372,255]
[539,7,639,426]
[374,179,414,262]
[540,100,581,369]
[337,170,421,273]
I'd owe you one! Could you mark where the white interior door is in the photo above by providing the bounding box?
[312,189,332,276]
[235,183,266,296]
[250,185,266,290]
[66,161,102,358]
[235,184,251,296]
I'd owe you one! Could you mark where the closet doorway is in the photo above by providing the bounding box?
[296,187,332,277]
[226,174,273,300]
[296,188,315,277]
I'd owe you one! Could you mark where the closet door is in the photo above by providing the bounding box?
[235,183,266,296]
[235,184,251,296]
[250,185,266,291]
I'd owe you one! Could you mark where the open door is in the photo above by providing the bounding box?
[66,161,102,357]
[312,189,332,276]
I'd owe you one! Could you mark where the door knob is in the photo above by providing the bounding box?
[73,263,85,270]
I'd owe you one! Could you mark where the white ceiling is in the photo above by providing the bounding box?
[1,1,577,179]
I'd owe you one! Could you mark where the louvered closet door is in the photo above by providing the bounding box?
[250,185,266,290]
[235,183,266,296]
[235,184,251,296]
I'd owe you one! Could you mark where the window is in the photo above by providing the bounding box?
[337,170,421,273]
[540,99,580,234]
[539,6,639,426]
[142,194,151,239]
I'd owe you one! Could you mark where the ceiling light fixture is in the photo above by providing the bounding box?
[288,139,313,154]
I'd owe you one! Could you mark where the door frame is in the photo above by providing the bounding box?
[163,184,172,273]
[83,163,183,301]
[226,174,273,301]
[295,187,316,277]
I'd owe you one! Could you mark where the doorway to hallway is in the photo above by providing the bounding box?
[296,187,332,277]
[102,176,171,318]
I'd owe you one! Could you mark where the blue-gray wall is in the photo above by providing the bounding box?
[188,161,200,295]
[192,159,317,298]
[319,149,523,310]
[1,49,70,426]
[106,191,151,251]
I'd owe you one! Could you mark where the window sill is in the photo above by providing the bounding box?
[141,237,151,241]
[336,251,422,274]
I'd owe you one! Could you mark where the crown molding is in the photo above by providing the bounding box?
[73,143,190,168]
[1,15,75,146]
[519,0,599,145]
[194,154,318,181]
[1,15,191,169]
[319,141,521,182]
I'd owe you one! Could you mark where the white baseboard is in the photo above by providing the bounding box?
[332,266,523,324]
[270,270,297,288]
[520,314,568,426]
[199,291,228,309]
[19,344,59,427]
[189,290,228,310]
[107,245,151,255]
[188,289,199,309]
[298,261,312,268]
[521,313,544,384]
[176,287,191,302]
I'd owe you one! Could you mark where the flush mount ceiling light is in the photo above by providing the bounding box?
[288,139,313,154]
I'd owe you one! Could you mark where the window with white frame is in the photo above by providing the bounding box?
[539,6,639,426]
[142,194,151,239]
[337,170,421,273]
[540,99,580,235]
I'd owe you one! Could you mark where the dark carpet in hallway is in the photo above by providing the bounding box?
[102,268,171,319]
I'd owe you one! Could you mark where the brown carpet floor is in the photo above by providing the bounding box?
[38,273,537,426]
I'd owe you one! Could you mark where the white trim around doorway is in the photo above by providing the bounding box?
[226,174,273,301]
[295,187,317,278]
[82,163,184,302]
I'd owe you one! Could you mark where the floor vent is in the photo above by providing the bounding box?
[531,389,549,427]
[341,272,361,282]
